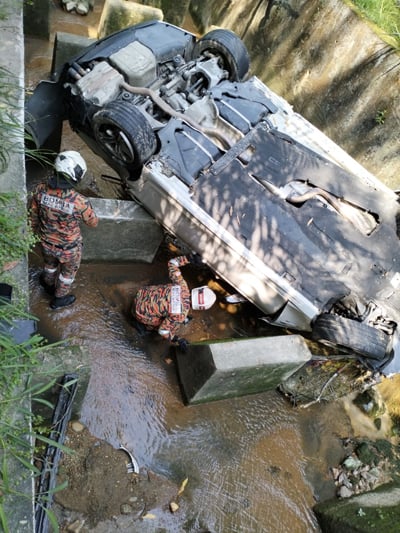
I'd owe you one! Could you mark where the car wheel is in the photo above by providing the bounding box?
[312,313,390,361]
[92,100,157,170]
[193,29,250,81]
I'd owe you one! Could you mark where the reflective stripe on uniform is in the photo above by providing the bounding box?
[59,273,75,285]
[44,267,57,273]
[170,285,182,314]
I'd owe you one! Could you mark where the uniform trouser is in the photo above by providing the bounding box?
[41,242,82,298]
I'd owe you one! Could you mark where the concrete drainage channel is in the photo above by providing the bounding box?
[2,2,313,530]
[2,0,400,531]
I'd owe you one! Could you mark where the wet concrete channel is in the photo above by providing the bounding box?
[23,3,389,532]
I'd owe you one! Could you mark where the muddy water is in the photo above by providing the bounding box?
[28,253,354,532]
[25,4,357,531]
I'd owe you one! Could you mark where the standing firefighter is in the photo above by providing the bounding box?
[132,255,217,351]
[29,151,98,309]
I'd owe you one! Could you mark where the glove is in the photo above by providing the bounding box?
[172,336,189,353]
[188,253,203,266]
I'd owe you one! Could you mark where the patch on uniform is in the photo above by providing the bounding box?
[41,193,74,215]
[170,285,182,314]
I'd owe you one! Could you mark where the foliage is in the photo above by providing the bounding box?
[0,65,24,173]
[0,301,71,532]
[375,109,388,124]
[0,192,38,272]
[351,0,400,47]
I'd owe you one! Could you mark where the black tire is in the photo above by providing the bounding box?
[192,29,250,81]
[312,313,390,361]
[92,100,157,170]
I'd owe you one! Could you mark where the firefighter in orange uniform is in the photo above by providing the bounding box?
[29,151,98,309]
[132,255,217,351]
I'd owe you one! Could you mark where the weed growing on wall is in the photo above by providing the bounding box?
[0,193,38,272]
[351,0,400,47]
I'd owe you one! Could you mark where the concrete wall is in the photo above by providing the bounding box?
[0,2,35,531]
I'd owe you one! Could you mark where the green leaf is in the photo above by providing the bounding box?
[31,397,55,409]
[14,455,41,475]
[46,480,68,495]
[0,504,10,533]
[26,379,57,397]
[43,507,59,533]
[33,434,74,455]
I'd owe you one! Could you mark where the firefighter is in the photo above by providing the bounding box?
[131,255,217,351]
[29,150,98,309]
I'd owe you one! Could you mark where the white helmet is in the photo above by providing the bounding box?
[191,286,216,311]
[55,151,87,184]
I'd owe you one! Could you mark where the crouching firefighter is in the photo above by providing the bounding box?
[29,151,99,309]
[131,255,217,351]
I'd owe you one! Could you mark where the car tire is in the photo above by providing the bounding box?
[92,100,157,170]
[312,313,390,361]
[192,29,250,81]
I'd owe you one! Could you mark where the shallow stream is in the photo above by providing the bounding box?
[28,255,358,532]
[25,3,374,531]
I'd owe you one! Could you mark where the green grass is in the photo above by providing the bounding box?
[0,301,67,532]
[351,0,400,47]
[0,193,38,272]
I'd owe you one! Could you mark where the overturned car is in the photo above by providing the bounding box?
[26,20,400,375]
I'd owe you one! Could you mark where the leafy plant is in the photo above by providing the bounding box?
[375,109,388,124]
[0,301,70,532]
[0,192,38,272]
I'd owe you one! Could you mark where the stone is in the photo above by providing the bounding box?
[120,503,133,514]
[343,456,363,471]
[338,485,353,499]
[76,2,90,15]
[175,335,312,404]
[71,421,85,433]
[65,1,76,12]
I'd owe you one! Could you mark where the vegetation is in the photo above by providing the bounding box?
[0,193,38,272]
[0,302,66,532]
[0,42,60,533]
[351,0,400,47]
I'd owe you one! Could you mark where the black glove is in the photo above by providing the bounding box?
[188,253,203,266]
[172,336,189,353]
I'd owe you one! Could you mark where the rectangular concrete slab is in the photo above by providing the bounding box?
[51,32,95,79]
[175,335,312,404]
[81,198,163,263]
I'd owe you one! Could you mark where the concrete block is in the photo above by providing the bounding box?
[81,198,163,263]
[23,0,50,39]
[175,335,312,404]
[314,481,400,532]
[98,0,163,38]
[51,32,95,80]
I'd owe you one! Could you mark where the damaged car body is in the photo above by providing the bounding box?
[26,20,400,376]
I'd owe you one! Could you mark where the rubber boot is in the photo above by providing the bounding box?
[39,273,55,295]
[50,294,76,310]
